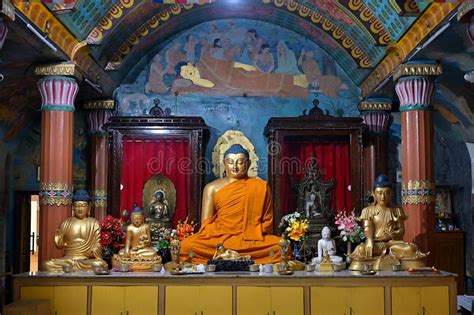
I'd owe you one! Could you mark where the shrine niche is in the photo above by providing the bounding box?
[105,116,208,225]
[142,174,176,228]
[293,158,335,249]
[264,113,363,233]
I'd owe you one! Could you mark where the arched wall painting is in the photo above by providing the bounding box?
[140,19,357,101]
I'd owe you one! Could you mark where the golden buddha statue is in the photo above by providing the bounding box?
[42,190,108,272]
[212,243,251,260]
[180,144,282,264]
[113,206,162,271]
[165,239,182,271]
[349,175,427,271]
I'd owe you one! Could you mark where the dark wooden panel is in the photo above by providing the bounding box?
[434,231,465,294]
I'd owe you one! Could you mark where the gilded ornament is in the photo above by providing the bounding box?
[39,182,72,206]
[35,63,81,79]
[93,190,107,208]
[401,180,436,205]
[84,100,115,110]
[358,100,392,112]
[394,63,442,81]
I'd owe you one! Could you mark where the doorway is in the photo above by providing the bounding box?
[13,192,39,273]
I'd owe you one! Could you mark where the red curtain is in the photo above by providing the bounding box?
[280,142,351,216]
[120,137,190,226]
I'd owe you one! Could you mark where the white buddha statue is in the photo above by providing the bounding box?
[312,226,343,264]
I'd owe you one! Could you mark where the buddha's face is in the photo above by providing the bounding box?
[224,153,250,180]
[132,213,145,227]
[73,201,89,219]
[321,227,331,240]
[374,187,392,207]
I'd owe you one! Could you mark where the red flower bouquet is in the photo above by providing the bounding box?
[99,215,125,253]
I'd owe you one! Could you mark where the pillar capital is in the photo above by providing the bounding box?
[37,76,79,112]
[394,62,441,112]
[359,98,392,135]
[86,101,114,137]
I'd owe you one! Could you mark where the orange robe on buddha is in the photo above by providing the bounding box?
[180,177,282,264]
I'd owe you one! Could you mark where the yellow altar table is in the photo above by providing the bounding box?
[13,270,457,315]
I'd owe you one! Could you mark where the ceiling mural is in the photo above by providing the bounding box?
[140,19,357,99]
[26,0,456,92]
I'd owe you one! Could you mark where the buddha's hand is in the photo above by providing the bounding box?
[365,241,373,257]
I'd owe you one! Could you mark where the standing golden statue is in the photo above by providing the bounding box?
[113,206,162,271]
[42,190,108,272]
[349,175,427,271]
[180,144,282,264]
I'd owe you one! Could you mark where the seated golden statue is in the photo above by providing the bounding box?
[212,243,251,260]
[180,144,282,264]
[149,190,170,224]
[42,190,108,272]
[349,175,427,271]
[165,239,182,271]
[113,206,161,271]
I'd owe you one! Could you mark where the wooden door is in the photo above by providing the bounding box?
[165,286,200,315]
[237,286,271,315]
[53,286,87,315]
[200,286,232,315]
[124,286,158,315]
[271,287,304,315]
[91,286,125,315]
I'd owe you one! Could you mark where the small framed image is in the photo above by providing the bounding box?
[435,186,452,216]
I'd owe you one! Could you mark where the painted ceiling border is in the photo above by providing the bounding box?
[360,2,459,97]
[263,0,372,68]
[105,3,195,71]
[12,0,116,94]
[86,0,142,45]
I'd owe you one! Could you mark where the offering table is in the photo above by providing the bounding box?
[13,270,457,315]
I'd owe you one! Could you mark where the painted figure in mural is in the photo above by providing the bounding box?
[174,52,308,98]
[42,190,108,272]
[211,38,225,60]
[118,206,160,261]
[184,34,198,65]
[180,144,282,264]
[145,54,169,94]
[298,48,344,98]
[164,42,186,75]
[275,40,302,75]
[313,226,343,264]
[242,28,263,63]
[254,43,275,73]
[349,175,427,271]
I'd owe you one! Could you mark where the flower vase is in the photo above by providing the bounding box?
[291,241,304,262]
[346,242,352,264]
[158,248,171,264]
[102,247,113,269]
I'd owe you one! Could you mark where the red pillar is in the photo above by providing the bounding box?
[394,62,442,254]
[36,65,79,267]
[359,99,392,205]
[84,100,115,221]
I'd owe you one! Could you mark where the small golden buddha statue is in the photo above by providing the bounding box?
[165,239,182,271]
[349,175,428,271]
[212,243,251,260]
[42,190,108,272]
[113,206,161,271]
